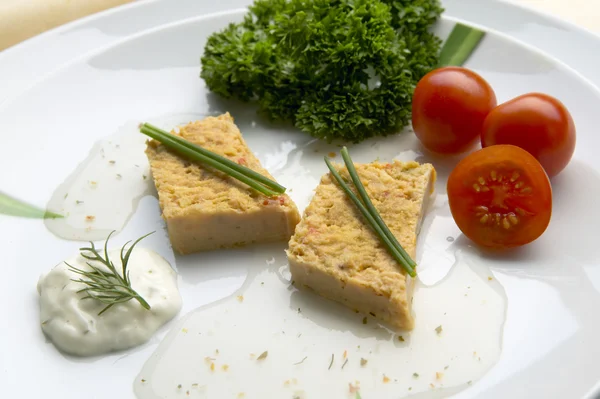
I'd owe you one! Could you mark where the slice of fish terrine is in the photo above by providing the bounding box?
[146,113,301,254]
[287,161,435,330]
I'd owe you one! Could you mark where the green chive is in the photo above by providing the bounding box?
[324,157,416,277]
[141,123,286,194]
[340,147,416,269]
[140,127,279,197]
[438,23,485,67]
[0,192,62,219]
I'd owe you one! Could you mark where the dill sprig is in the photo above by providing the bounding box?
[66,231,154,315]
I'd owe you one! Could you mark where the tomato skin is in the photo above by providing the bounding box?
[412,67,497,154]
[447,145,552,249]
[481,93,576,177]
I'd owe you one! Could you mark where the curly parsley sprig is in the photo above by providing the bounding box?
[201,0,444,143]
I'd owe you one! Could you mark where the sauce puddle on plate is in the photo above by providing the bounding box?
[134,247,506,399]
[44,113,211,241]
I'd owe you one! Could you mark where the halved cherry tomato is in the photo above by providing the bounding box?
[412,67,497,154]
[447,145,552,249]
[481,93,576,177]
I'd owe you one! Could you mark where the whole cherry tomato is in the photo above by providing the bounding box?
[447,145,552,249]
[412,67,497,154]
[481,93,576,177]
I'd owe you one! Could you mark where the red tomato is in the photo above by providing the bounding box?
[447,145,552,249]
[481,93,576,177]
[412,67,497,154]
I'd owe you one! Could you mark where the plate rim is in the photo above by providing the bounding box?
[1,0,599,398]
[2,0,600,104]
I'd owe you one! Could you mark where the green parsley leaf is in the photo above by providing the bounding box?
[200,0,443,142]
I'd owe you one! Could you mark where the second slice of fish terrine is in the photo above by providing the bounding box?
[287,160,435,330]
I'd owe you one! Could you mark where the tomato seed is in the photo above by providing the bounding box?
[521,187,533,194]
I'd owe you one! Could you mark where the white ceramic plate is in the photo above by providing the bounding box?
[1,1,600,398]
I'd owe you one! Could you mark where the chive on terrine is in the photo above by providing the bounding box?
[145,113,301,254]
[287,160,436,330]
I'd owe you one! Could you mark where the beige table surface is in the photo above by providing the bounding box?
[0,0,598,51]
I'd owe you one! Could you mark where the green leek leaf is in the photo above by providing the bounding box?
[0,192,62,219]
[438,23,485,67]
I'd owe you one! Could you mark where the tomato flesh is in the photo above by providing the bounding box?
[412,66,497,154]
[447,145,552,249]
[481,93,576,177]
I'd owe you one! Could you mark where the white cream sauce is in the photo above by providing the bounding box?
[133,249,506,399]
[37,247,182,356]
[44,113,211,242]
[43,121,153,241]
